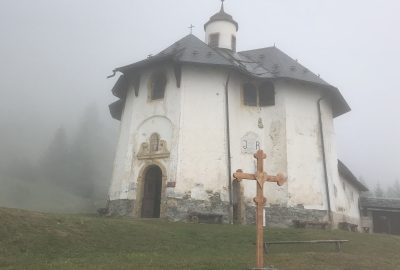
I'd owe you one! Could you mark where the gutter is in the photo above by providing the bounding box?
[318,97,333,224]
[225,72,233,224]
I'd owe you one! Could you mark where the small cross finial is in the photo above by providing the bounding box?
[189,24,195,34]
[220,0,225,11]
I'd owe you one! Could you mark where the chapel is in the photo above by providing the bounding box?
[107,2,368,228]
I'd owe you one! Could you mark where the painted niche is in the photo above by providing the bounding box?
[137,133,170,160]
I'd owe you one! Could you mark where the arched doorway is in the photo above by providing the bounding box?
[141,165,162,218]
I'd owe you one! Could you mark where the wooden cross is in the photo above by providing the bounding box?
[233,150,286,269]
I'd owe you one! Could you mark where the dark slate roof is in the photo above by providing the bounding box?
[238,47,329,85]
[109,99,124,121]
[110,34,351,119]
[338,160,368,192]
[111,75,128,99]
[360,197,400,210]
[204,4,239,30]
[116,35,232,74]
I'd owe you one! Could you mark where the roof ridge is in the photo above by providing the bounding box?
[239,46,277,54]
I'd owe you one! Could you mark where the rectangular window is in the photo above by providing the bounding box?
[242,81,276,107]
[259,82,275,107]
[151,71,167,100]
[231,35,236,52]
[209,33,219,48]
[243,83,257,106]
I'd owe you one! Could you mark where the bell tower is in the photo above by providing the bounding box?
[204,0,238,51]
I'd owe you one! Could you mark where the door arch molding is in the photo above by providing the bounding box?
[135,161,168,218]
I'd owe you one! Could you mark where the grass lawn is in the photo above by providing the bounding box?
[1,207,400,270]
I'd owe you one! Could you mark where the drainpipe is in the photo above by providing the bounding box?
[317,97,333,224]
[225,72,233,224]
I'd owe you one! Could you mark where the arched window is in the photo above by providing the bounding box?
[259,81,275,107]
[242,83,257,106]
[150,71,167,100]
[150,133,160,152]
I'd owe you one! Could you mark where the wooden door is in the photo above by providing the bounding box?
[141,166,162,218]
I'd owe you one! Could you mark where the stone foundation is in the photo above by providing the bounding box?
[164,196,230,223]
[266,205,328,227]
[107,199,135,216]
[106,198,330,227]
[245,204,328,227]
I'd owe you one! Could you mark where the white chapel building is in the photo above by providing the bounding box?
[107,3,367,228]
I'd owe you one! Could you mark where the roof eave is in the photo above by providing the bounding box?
[115,54,176,75]
[266,77,351,118]
[338,160,369,192]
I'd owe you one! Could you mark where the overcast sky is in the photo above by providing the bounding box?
[1,0,399,189]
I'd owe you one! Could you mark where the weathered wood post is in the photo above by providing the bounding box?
[233,150,286,270]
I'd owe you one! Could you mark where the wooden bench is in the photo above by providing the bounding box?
[188,212,223,224]
[293,220,329,230]
[264,240,349,254]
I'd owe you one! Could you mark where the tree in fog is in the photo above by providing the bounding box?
[374,182,385,198]
[40,127,70,186]
[0,103,116,212]
[386,179,400,199]
[68,104,114,203]
[359,176,373,197]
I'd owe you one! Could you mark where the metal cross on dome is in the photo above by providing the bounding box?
[233,149,286,269]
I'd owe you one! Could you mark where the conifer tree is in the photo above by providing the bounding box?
[40,127,70,185]
[374,182,384,198]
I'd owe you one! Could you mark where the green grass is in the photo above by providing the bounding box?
[1,207,400,270]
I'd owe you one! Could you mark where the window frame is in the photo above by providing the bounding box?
[208,33,220,48]
[242,82,258,107]
[241,81,275,107]
[258,81,275,107]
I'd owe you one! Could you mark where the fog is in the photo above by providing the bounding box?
[1,0,399,212]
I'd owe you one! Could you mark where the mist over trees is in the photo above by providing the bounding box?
[0,104,117,213]
[371,180,400,199]
[1,101,399,213]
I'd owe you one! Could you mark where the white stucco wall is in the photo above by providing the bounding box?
[174,65,230,201]
[109,64,181,202]
[334,174,362,225]
[283,82,328,210]
[228,75,288,205]
[205,21,237,50]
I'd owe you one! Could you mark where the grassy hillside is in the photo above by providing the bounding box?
[0,177,106,214]
[1,208,399,270]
